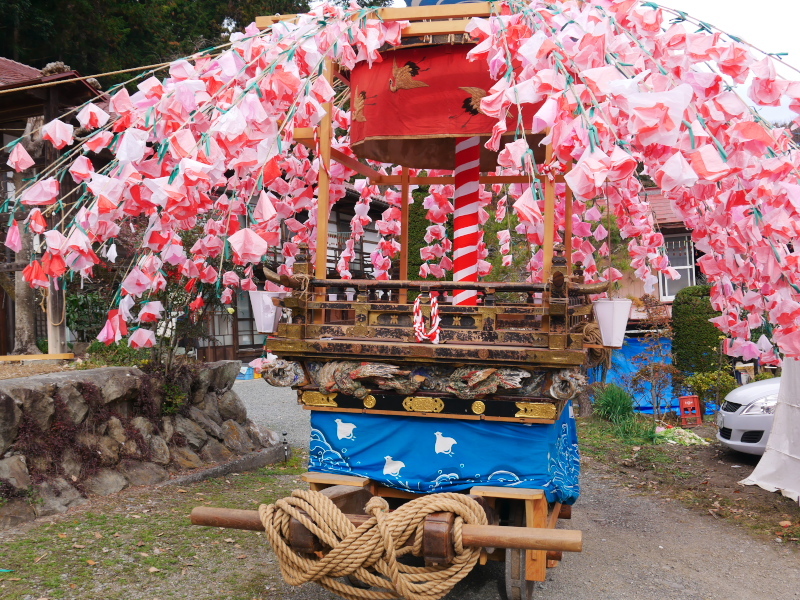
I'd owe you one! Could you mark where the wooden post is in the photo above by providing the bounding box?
[314,59,334,322]
[399,167,410,304]
[44,86,68,355]
[542,143,556,279]
[525,494,548,581]
[564,180,573,276]
[541,143,556,333]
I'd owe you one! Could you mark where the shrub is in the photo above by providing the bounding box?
[66,292,107,342]
[754,371,775,382]
[82,340,151,368]
[161,382,188,415]
[672,285,723,375]
[594,384,635,424]
[684,370,737,412]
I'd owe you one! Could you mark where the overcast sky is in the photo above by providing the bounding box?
[661,0,800,122]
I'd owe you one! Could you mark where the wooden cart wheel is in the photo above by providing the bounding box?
[505,503,535,600]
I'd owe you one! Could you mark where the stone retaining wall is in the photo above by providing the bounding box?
[0,361,276,528]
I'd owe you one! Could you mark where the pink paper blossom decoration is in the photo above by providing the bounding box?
[129,328,156,349]
[41,119,74,150]
[4,220,22,253]
[227,228,269,264]
[76,103,110,130]
[7,144,35,172]
[139,301,164,323]
[21,178,59,205]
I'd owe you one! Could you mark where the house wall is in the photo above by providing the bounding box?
[617,270,650,302]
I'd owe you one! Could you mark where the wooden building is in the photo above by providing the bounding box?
[196,186,386,362]
[0,58,103,353]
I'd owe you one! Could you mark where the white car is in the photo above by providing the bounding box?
[716,377,780,455]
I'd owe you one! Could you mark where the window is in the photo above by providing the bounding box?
[236,289,260,348]
[659,234,696,302]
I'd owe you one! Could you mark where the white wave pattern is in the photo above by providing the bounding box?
[548,423,581,500]
[309,428,351,472]
[486,470,523,485]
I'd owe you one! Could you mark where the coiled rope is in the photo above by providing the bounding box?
[578,321,611,368]
[259,490,488,600]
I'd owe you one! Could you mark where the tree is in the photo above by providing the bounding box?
[10,169,39,355]
[407,186,429,283]
[0,0,309,81]
[624,295,681,420]
[7,117,45,355]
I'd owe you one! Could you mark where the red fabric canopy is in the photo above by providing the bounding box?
[350,44,542,169]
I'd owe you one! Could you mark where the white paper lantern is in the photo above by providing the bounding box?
[592,298,632,348]
[249,291,289,333]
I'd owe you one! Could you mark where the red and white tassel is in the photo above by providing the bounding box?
[413,294,441,344]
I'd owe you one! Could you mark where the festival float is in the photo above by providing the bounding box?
[5,0,800,598]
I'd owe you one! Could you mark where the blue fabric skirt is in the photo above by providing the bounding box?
[308,402,580,504]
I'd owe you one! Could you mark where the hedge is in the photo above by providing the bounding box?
[672,284,722,375]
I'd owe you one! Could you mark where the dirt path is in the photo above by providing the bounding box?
[266,458,800,600]
[540,459,800,600]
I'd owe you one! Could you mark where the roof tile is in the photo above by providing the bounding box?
[0,57,41,86]
[641,188,682,226]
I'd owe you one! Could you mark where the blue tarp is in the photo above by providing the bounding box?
[592,336,680,414]
[309,403,581,504]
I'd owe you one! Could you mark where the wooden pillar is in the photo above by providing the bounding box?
[313,59,334,322]
[44,86,68,355]
[399,167,410,304]
[564,181,573,276]
[0,287,9,355]
[541,143,556,333]
[542,143,556,279]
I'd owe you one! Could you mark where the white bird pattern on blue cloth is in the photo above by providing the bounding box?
[335,418,357,440]
[383,456,405,476]
[434,431,457,456]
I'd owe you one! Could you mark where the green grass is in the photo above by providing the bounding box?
[0,451,308,600]
[578,415,656,459]
[580,417,690,477]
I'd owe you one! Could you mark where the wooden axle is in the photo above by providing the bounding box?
[189,506,583,554]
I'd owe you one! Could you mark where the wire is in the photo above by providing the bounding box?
[0,62,175,96]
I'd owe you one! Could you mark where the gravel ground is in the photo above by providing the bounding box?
[235,378,310,447]
[236,380,800,600]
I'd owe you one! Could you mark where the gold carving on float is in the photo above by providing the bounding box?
[471,400,486,415]
[514,402,557,420]
[301,391,339,407]
[363,395,377,409]
[349,325,370,337]
[402,396,444,413]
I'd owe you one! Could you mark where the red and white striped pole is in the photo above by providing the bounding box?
[452,136,481,306]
